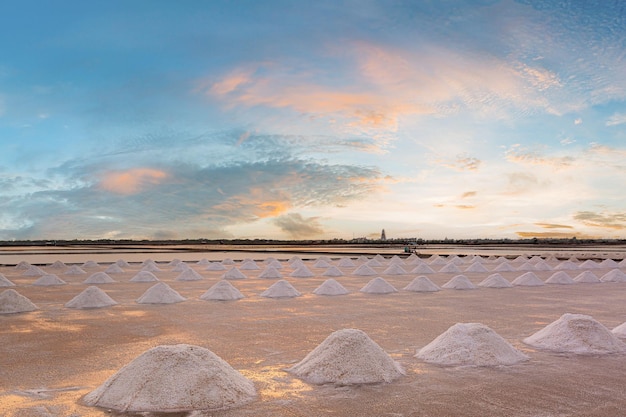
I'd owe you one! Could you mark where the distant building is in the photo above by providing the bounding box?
[381,229,386,241]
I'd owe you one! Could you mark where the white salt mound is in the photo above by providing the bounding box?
[201,280,244,301]
[65,286,117,309]
[523,313,626,354]
[130,271,159,282]
[403,276,440,292]
[176,268,203,281]
[240,260,260,270]
[382,264,407,275]
[411,264,435,274]
[416,323,528,366]
[545,271,575,285]
[478,274,512,288]
[23,266,46,276]
[366,258,383,267]
[579,260,600,269]
[83,344,256,412]
[287,329,404,385]
[360,277,397,294]
[573,271,601,283]
[141,263,162,272]
[612,323,626,338]
[49,260,66,269]
[439,263,461,273]
[511,272,544,286]
[322,266,344,277]
[465,262,489,273]
[222,267,247,280]
[0,274,15,287]
[313,279,349,296]
[105,264,124,274]
[137,283,186,304]
[352,264,377,276]
[494,262,515,272]
[259,266,283,279]
[260,280,301,298]
[337,258,356,268]
[116,259,131,267]
[84,272,115,284]
[313,259,332,268]
[555,261,579,270]
[601,269,626,282]
[33,274,67,286]
[222,258,235,265]
[442,275,477,290]
[205,262,226,271]
[290,265,314,278]
[82,261,100,269]
[15,261,31,270]
[171,262,189,272]
[0,289,38,314]
[65,265,86,275]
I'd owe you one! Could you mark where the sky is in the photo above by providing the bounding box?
[1,0,626,241]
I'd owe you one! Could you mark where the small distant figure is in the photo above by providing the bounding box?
[381,229,386,241]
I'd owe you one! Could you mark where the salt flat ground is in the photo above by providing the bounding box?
[2,253,626,416]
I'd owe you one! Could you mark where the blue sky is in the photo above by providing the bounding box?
[1,0,625,240]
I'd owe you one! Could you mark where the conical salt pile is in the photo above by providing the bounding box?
[313,259,332,268]
[511,272,544,286]
[176,268,203,281]
[0,289,38,314]
[65,286,117,309]
[600,259,619,268]
[65,265,86,275]
[105,264,124,274]
[429,256,448,266]
[259,266,283,279]
[403,276,440,292]
[168,259,182,267]
[366,258,383,267]
[601,269,626,282]
[516,262,535,271]
[49,260,66,269]
[116,259,131,267]
[131,271,159,282]
[382,264,407,275]
[478,274,512,288]
[222,258,235,265]
[0,274,15,287]
[337,258,356,268]
[267,260,283,269]
[439,263,461,273]
[579,260,600,269]
[171,262,189,272]
[287,329,404,385]
[290,265,314,278]
[612,323,626,338]
[352,265,377,276]
[196,258,210,266]
[222,267,247,280]
[410,264,435,274]
[84,272,115,284]
[442,275,477,290]
[260,280,301,298]
[240,260,260,270]
[573,271,601,283]
[141,263,162,272]
[545,271,575,285]
[313,279,349,296]
[201,280,244,301]
[33,274,67,286]
[83,344,256,412]
[322,266,344,277]
[23,266,46,276]
[360,277,397,294]
[205,262,226,271]
[494,262,515,272]
[15,261,31,270]
[416,323,528,366]
[263,257,277,265]
[533,261,552,271]
[82,260,100,269]
[555,261,579,270]
[523,313,626,354]
[137,283,186,304]
[465,262,489,273]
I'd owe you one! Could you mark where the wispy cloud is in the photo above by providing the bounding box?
[535,222,574,229]
[99,168,169,195]
[505,145,574,168]
[272,212,324,238]
[438,154,482,171]
[574,211,626,230]
[606,113,626,126]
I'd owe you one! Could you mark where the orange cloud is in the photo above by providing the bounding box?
[100,168,169,195]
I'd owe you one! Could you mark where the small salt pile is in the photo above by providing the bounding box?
[0,289,38,314]
[410,264,435,274]
[141,263,162,272]
[263,257,277,265]
[260,280,301,298]
[258,266,283,279]
[494,262,515,272]
[290,265,314,278]
[373,254,386,263]
[322,266,344,277]
[205,262,226,271]
[600,269,626,282]
[33,274,67,286]
[313,279,349,296]
[555,261,579,270]
[176,268,203,281]
[240,260,260,270]
[222,258,236,265]
[15,261,31,270]
[65,265,86,275]
[442,275,477,290]
[83,344,256,412]
[612,323,626,338]
[360,277,397,294]
[65,286,118,309]
[524,313,626,354]
[573,271,601,283]
[168,259,182,267]
[439,263,461,273]
[352,265,377,276]
[288,256,302,265]
[267,260,283,269]
[511,272,544,286]
[313,259,332,268]
[403,276,440,292]
[84,272,115,284]
[196,258,210,266]
[429,256,448,266]
[137,283,186,304]
[22,266,46,277]
[600,259,619,268]
[201,280,244,301]
[49,260,66,269]
[389,255,404,265]
[478,274,512,288]
[448,255,464,265]
[619,259,626,268]
[464,262,489,273]
[287,329,404,385]
[0,274,15,287]
[516,261,536,271]
[382,264,407,275]
[533,261,552,271]
[416,323,528,366]
[337,257,356,268]
[116,259,131,267]
[366,258,383,267]
[82,260,100,269]
[171,262,189,272]
[222,267,247,280]
[105,264,124,274]
[579,260,600,269]
[130,271,159,282]
[545,271,575,285]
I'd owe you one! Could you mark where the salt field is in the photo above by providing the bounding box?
[3,246,626,416]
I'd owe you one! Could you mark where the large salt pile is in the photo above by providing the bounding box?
[260,280,301,298]
[410,264,435,274]
[442,275,477,290]
[511,272,544,286]
[478,274,512,288]
[205,262,226,271]
[573,271,601,283]
[65,286,118,309]
[313,279,349,296]
[523,313,626,354]
[533,261,552,271]
[222,267,247,280]
[360,277,397,294]
[382,264,407,275]
[352,265,377,276]
[290,265,314,278]
[403,276,440,292]
[33,274,67,286]
[137,283,186,304]
[105,264,124,274]
[416,323,528,366]
[600,259,619,268]
[84,272,115,284]
[0,274,15,287]
[322,266,344,277]
[579,260,600,269]
[83,344,256,412]
[130,271,159,282]
[176,268,203,281]
[200,280,244,301]
[600,269,626,282]
[0,289,38,314]
[545,271,575,285]
[258,266,283,279]
[65,265,86,275]
[287,329,404,385]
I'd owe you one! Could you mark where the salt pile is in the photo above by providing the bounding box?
[130,271,159,282]
[600,269,626,282]
[263,257,277,265]
[82,260,100,268]
[523,313,626,354]
[290,265,314,278]
[579,260,600,269]
[360,277,397,294]
[366,258,383,267]
[33,274,67,286]
[0,274,15,287]
[442,275,477,290]
[288,256,302,265]
[517,261,535,271]
[410,264,435,274]
[573,271,601,283]
[23,266,46,276]
[171,262,189,272]
[168,259,182,267]
[196,258,210,265]
[555,261,579,270]
[287,329,404,385]
[478,274,512,288]
[137,283,186,304]
[65,286,118,309]
[511,272,544,286]
[313,279,349,296]
[15,261,31,270]
[612,323,626,338]
[403,276,440,292]
[260,280,301,298]
[337,257,356,268]
[83,344,256,412]
[465,262,489,273]
[322,266,344,277]
[619,258,626,268]
[533,261,552,271]
[258,266,283,279]
[65,265,86,275]
[545,271,575,285]
[201,280,244,301]
[382,264,407,275]
[176,268,203,281]
[222,258,235,265]
[84,272,115,284]
[494,262,515,272]
[373,254,386,263]
[105,264,124,274]
[141,263,162,272]
[600,259,619,268]
[429,256,448,266]
[352,265,377,276]
[0,289,38,314]
[416,323,528,366]
[49,260,66,269]
[116,259,131,267]
[313,259,332,268]
[205,262,226,271]
[222,267,247,280]
[240,260,260,270]
[439,263,461,273]
[389,255,404,265]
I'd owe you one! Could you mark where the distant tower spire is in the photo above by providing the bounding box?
[381,229,386,241]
